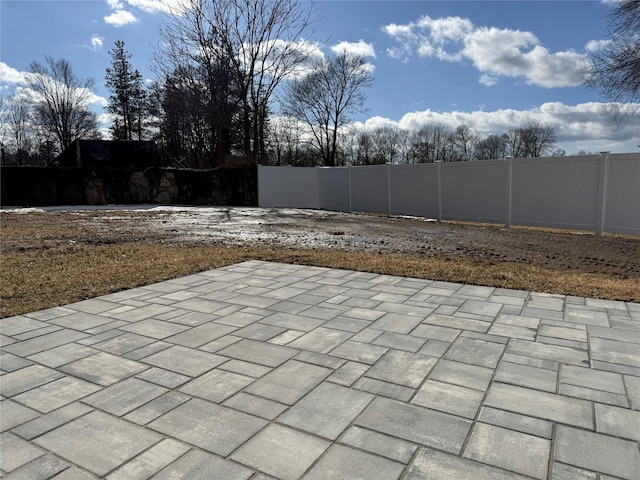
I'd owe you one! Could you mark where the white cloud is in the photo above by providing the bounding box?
[479,73,498,87]
[106,0,123,8]
[249,39,324,80]
[90,35,104,50]
[0,62,26,85]
[585,39,612,52]
[355,102,640,150]
[384,15,590,88]
[125,0,187,14]
[331,40,376,58]
[104,9,139,26]
[84,91,109,108]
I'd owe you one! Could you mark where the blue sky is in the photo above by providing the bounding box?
[1,0,639,153]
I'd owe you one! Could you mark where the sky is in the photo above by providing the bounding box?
[1,0,639,154]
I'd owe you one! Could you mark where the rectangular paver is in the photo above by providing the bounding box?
[179,368,255,403]
[478,406,553,439]
[412,380,484,419]
[288,327,353,354]
[12,376,101,413]
[153,449,253,480]
[595,403,640,442]
[365,350,437,388]
[406,447,532,480]
[485,383,593,428]
[429,359,494,391]
[555,425,640,480]
[141,345,225,377]
[60,352,149,386]
[244,359,331,405]
[83,377,167,416]
[217,338,298,367]
[304,444,404,480]
[34,411,162,477]
[329,340,388,365]
[356,397,472,454]
[278,382,374,440]
[464,423,551,479]
[149,398,267,456]
[230,424,329,480]
[445,337,505,368]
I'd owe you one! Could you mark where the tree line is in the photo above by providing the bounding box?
[1,0,637,167]
[270,120,562,167]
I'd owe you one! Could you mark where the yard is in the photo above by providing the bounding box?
[1,206,638,318]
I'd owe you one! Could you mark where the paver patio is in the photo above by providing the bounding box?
[1,260,639,479]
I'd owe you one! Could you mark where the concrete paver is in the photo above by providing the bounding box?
[412,379,484,419]
[304,444,404,480]
[555,425,640,480]
[464,423,551,479]
[1,260,639,479]
[278,382,373,440]
[230,424,329,480]
[34,410,161,477]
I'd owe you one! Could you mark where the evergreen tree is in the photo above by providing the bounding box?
[105,40,148,140]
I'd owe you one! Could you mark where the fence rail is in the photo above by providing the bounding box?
[258,153,640,236]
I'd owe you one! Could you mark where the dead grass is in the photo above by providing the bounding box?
[2,241,638,318]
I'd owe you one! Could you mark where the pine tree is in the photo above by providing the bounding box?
[105,40,148,140]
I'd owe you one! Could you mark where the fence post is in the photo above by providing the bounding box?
[505,157,513,229]
[348,165,352,213]
[436,162,443,222]
[287,165,292,208]
[315,166,320,209]
[596,151,610,236]
[387,162,392,217]
[257,165,262,207]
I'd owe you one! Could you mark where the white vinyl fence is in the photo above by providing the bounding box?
[258,152,640,236]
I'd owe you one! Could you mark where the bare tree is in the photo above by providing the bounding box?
[283,52,373,166]
[585,0,640,120]
[355,130,381,165]
[26,56,98,152]
[518,121,556,157]
[158,0,317,161]
[267,116,306,165]
[505,128,526,158]
[452,124,478,161]
[0,93,35,164]
[476,133,508,160]
[408,124,453,163]
[395,127,413,164]
[369,126,404,164]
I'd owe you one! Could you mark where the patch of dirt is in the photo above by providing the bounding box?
[2,206,639,279]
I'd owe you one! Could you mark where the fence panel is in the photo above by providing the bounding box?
[289,167,319,209]
[257,166,290,207]
[389,164,439,218]
[351,165,389,214]
[318,167,350,211]
[511,156,600,230]
[258,153,639,235]
[440,160,507,223]
[605,153,640,235]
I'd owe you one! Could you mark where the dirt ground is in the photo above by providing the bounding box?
[3,206,638,279]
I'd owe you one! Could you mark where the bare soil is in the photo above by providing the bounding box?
[1,206,639,317]
[5,206,637,277]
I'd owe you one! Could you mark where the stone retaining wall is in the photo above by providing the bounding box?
[0,165,258,207]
